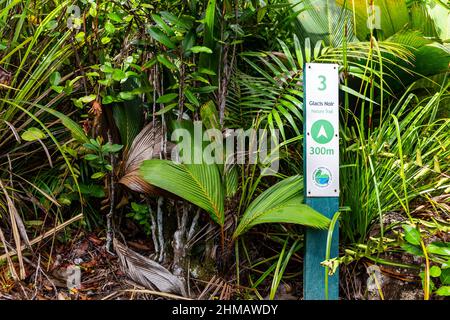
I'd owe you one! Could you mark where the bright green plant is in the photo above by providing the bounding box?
[83,137,123,180]
[126,202,152,236]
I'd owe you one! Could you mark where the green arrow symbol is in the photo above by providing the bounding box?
[311,120,334,144]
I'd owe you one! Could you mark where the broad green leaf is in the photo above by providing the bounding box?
[119,91,135,100]
[101,64,114,74]
[105,21,115,34]
[155,103,177,115]
[185,89,199,107]
[337,0,409,39]
[101,37,111,44]
[51,85,64,93]
[84,154,99,161]
[79,94,96,104]
[427,242,450,256]
[160,11,193,31]
[157,93,178,104]
[401,243,423,257]
[151,14,174,36]
[108,12,122,23]
[233,176,330,239]
[103,143,123,153]
[89,4,97,17]
[22,127,46,141]
[75,32,85,42]
[435,286,450,296]
[189,46,212,54]
[112,69,127,82]
[443,259,450,269]
[157,54,177,70]
[102,95,115,104]
[200,0,216,69]
[140,159,224,225]
[91,172,106,179]
[112,78,145,147]
[440,268,450,285]
[49,71,61,86]
[200,100,219,130]
[402,225,421,246]
[147,26,176,49]
[430,266,442,277]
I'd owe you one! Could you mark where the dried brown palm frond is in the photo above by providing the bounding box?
[118,122,174,195]
[114,238,187,296]
[0,180,27,279]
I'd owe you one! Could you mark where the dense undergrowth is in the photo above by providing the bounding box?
[0,0,449,300]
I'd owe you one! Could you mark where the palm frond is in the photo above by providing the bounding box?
[233,175,330,239]
[140,160,225,225]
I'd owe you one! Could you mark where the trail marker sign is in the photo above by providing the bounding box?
[303,63,340,300]
[305,63,339,197]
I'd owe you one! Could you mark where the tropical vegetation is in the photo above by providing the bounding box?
[0,0,449,300]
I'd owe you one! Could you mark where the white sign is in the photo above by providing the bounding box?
[305,63,339,197]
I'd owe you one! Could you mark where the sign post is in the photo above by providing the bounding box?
[303,63,339,300]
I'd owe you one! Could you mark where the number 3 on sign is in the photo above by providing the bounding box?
[318,75,327,91]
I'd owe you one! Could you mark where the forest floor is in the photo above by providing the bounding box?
[0,228,427,300]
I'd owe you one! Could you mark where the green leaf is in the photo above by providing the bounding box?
[442,259,450,269]
[194,86,218,93]
[21,127,46,141]
[160,11,193,31]
[75,32,85,42]
[430,266,442,277]
[103,143,123,153]
[427,242,450,256]
[119,91,135,100]
[401,243,423,257]
[102,95,115,104]
[155,103,177,115]
[402,225,421,246]
[151,14,174,36]
[435,286,450,296]
[147,26,176,49]
[84,154,99,161]
[101,64,114,74]
[189,46,212,54]
[200,0,216,69]
[157,54,176,70]
[140,160,224,225]
[200,100,219,130]
[440,268,450,285]
[44,19,58,30]
[112,69,127,82]
[91,172,106,179]
[79,95,97,104]
[79,184,105,198]
[185,89,199,107]
[156,93,178,104]
[233,176,330,239]
[51,85,64,93]
[337,0,409,39]
[108,12,122,23]
[89,4,97,17]
[105,21,115,34]
[49,71,61,86]
[198,68,216,76]
[112,78,145,148]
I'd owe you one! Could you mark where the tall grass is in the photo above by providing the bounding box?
[341,84,450,243]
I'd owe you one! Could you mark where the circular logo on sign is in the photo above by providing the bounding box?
[313,167,332,188]
[311,120,334,144]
